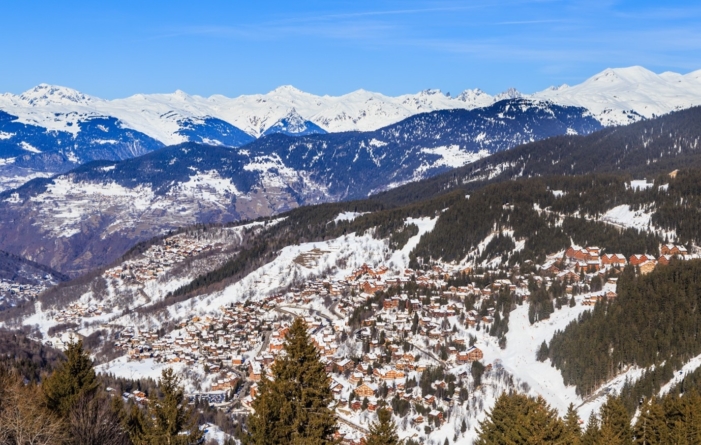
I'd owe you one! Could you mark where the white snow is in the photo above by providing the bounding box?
[3,66,699,147]
[658,353,701,397]
[171,170,241,203]
[479,300,590,416]
[601,204,652,231]
[629,179,654,191]
[333,211,367,223]
[533,66,701,126]
[19,141,41,153]
[96,356,186,382]
[418,146,489,172]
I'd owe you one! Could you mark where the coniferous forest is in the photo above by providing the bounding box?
[548,260,701,397]
[478,391,701,444]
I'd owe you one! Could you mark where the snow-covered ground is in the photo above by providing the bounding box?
[601,204,652,231]
[658,353,701,397]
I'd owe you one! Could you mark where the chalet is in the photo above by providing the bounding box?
[661,244,688,256]
[601,253,627,267]
[639,260,657,275]
[565,247,589,262]
[456,346,483,364]
[658,255,672,266]
[249,362,262,382]
[354,383,377,398]
[629,254,653,266]
[428,410,444,422]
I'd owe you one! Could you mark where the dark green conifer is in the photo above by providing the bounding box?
[536,341,550,362]
[564,403,581,443]
[476,393,566,444]
[581,411,600,445]
[248,317,337,445]
[141,368,203,445]
[43,339,100,417]
[633,399,668,444]
[366,408,402,445]
[598,396,632,445]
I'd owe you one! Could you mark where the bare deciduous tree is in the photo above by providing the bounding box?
[0,372,66,445]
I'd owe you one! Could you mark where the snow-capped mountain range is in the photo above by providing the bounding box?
[1,66,700,145]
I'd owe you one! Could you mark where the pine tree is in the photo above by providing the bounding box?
[43,340,100,418]
[141,368,202,445]
[537,341,550,362]
[123,401,150,445]
[581,412,600,445]
[248,317,337,445]
[598,396,632,445]
[366,408,401,445]
[476,393,566,444]
[564,403,581,444]
[633,400,668,444]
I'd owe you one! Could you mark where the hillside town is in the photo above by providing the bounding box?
[0,279,49,309]
[107,241,695,444]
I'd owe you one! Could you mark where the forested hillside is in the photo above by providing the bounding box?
[409,175,663,266]
[374,106,701,207]
[548,260,701,397]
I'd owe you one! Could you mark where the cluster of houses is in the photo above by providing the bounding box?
[105,240,695,445]
[103,233,216,284]
[53,302,107,323]
[0,279,47,307]
[115,301,280,391]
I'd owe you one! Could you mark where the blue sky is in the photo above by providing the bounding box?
[2,0,700,98]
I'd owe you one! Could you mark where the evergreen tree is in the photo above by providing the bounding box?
[123,401,150,445]
[633,400,668,444]
[581,412,600,445]
[598,396,632,445]
[564,403,581,444]
[366,408,401,445]
[476,393,566,444]
[537,341,550,362]
[248,317,337,445]
[141,368,202,445]
[43,340,100,418]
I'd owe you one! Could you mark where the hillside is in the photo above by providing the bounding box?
[0,99,599,276]
[0,250,68,311]
[374,106,701,207]
[5,165,701,443]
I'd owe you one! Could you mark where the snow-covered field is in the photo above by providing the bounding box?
[601,204,652,231]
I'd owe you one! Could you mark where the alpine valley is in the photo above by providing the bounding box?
[3,66,701,444]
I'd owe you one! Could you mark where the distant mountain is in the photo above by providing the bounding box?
[262,110,327,137]
[532,66,701,126]
[1,66,700,190]
[0,98,600,275]
[373,106,701,207]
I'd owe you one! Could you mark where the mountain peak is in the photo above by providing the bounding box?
[587,66,659,85]
[19,84,96,106]
[269,85,305,95]
[495,87,522,101]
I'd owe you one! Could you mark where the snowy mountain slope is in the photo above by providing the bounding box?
[3,66,699,147]
[532,66,701,126]
[0,99,599,274]
[0,65,699,191]
[262,109,327,137]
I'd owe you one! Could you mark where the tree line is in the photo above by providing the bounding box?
[477,390,701,444]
